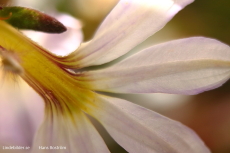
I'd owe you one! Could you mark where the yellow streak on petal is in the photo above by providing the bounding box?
[0,20,95,113]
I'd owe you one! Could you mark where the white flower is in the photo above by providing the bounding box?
[0,0,230,153]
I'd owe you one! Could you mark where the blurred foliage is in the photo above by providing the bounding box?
[0,0,11,6]
[171,0,230,44]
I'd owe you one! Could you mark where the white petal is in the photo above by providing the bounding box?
[87,37,230,95]
[85,95,210,153]
[63,0,193,68]
[31,108,110,153]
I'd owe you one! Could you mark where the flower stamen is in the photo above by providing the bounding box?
[0,46,23,84]
[0,45,23,75]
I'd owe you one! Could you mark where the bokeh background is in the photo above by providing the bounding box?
[1,0,230,152]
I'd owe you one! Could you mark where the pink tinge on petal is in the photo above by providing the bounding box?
[85,95,210,153]
[87,37,230,95]
[60,0,194,68]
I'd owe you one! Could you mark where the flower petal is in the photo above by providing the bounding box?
[85,95,210,153]
[87,37,230,95]
[61,0,194,68]
[31,107,110,153]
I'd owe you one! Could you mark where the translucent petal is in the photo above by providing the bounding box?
[86,95,210,153]
[87,37,230,95]
[61,0,194,68]
[31,107,109,153]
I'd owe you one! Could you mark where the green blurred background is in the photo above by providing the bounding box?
[5,0,230,152]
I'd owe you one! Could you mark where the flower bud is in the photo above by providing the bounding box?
[0,6,67,33]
